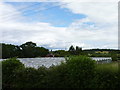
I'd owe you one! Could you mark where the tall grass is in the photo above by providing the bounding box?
[96,62,118,72]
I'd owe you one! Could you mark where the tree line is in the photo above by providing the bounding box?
[1,41,84,59]
[1,42,49,59]
[1,41,120,60]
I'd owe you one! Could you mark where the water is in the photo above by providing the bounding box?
[0,57,112,68]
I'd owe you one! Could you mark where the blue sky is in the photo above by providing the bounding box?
[0,1,118,50]
[6,2,86,27]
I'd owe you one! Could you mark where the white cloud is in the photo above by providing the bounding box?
[0,1,118,50]
[59,1,118,49]
[60,2,118,24]
[0,2,25,23]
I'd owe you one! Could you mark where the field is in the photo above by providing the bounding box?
[96,61,119,72]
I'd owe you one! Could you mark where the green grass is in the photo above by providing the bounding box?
[96,62,119,72]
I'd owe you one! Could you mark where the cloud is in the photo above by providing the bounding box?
[59,2,118,24]
[0,2,25,23]
[58,1,118,49]
[0,2,118,49]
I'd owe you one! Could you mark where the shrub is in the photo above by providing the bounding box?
[2,58,24,88]
[14,67,39,88]
[92,62,119,88]
[46,63,68,88]
[92,70,118,88]
[34,66,48,88]
[13,66,48,88]
[65,56,96,88]
[111,53,117,61]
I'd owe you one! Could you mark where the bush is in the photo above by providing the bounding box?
[92,70,118,88]
[2,58,24,88]
[14,67,39,88]
[111,53,118,61]
[34,66,48,88]
[46,63,68,88]
[2,56,119,88]
[91,62,119,88]
[46,56,96,88]
[65,56,96,88]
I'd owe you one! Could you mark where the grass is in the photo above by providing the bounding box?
[96,61,119,72]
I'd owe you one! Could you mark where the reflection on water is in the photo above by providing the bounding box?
[0,57,112,68]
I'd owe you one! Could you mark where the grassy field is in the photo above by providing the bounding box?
[96,61,119,72]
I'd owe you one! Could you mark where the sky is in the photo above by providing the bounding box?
[0,0,119,50]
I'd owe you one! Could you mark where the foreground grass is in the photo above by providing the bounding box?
[96,62,119,72]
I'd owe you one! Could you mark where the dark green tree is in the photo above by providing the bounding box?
[68,45,75,55]
[20,41,37,58]
[34,47,49,57]
[2,43,20,59]
[75,46,82,55]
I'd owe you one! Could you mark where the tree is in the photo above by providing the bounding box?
[2,43,19,59]
[68,45,75,55]
[14,45,23,57]
[75,46,82,55]
[20,41,37,58]
[53,50,70,57]
[34,47,49,57]
[2,42,50,58]
[68,45,83,55]
[20,41,36,48]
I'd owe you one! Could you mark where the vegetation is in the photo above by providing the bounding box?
[2,56,120,88]
[2,58,25,88]
[92,62,119,88]
[1,42,49,59]
[65,56,96,88]
[96,62,118,72]
[53,50,70,57]
[1,42,119,88]
[1,42,120,62]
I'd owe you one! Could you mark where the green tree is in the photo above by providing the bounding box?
[20,41,37,58]
[34,47,49,57]
[68,45,75,55]
[75,46,82,55]
[2,43,20,58]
